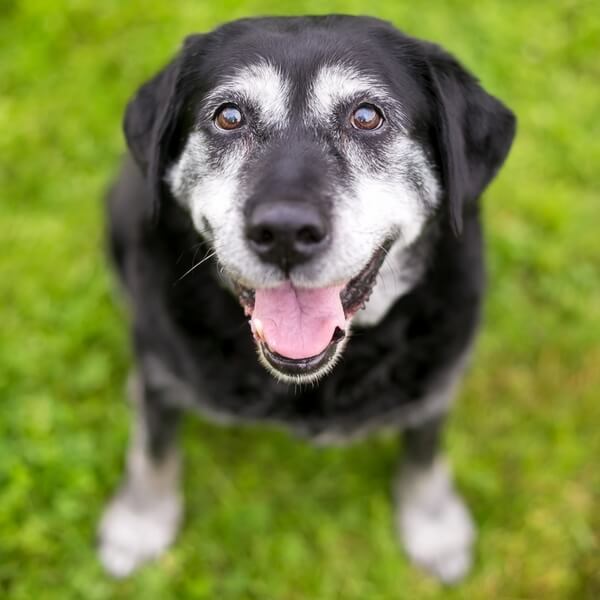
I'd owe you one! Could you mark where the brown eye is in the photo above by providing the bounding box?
[350,104,384,130]
[214,104,243,130]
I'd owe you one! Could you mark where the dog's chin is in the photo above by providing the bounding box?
[233,239,393,384]
[256,333,348,384]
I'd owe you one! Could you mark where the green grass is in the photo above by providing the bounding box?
[1,1,599,598]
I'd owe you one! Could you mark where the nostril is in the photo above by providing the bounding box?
[256,227,274,246]
[296,225,325,245]
[247,225,275,248]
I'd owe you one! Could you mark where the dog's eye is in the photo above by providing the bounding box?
[214,104,244,131]
[350,104,384,131]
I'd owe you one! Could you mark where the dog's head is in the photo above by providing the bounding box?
[124,16,515,383]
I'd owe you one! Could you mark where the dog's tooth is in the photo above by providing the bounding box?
[252,318,265,341]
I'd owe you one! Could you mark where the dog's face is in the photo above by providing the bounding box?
[124,16,515,383]
[166,30,441,382]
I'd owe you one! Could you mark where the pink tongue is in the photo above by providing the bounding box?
[251,281,346,359]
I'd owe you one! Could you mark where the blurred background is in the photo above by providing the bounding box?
[1,1,599,598]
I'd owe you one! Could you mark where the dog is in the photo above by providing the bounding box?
[98,15,515,583]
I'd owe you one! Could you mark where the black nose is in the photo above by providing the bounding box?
[246,202,329,270]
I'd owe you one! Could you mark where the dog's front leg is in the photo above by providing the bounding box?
[98,371,183,577]
[394,415,475,584]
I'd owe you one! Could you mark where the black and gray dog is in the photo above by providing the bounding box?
[99,15,515,582]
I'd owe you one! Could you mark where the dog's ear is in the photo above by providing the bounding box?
[123,35,205,217]
[423,44,516,235]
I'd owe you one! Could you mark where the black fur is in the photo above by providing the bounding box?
[108,15,515,440]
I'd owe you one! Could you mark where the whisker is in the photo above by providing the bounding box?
[174,249,217,284]
[190,243,206,267]
[175,234,213,265]
[375,241,391,256]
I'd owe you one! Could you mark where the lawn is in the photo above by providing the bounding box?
[1,1,599,598]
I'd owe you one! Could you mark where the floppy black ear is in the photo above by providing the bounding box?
[424,45,516,234]
[123,35,205,217]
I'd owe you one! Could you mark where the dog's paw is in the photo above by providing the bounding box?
[395,461,475,584]
[97,488,182,578]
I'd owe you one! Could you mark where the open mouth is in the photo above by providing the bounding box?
[235,240,392,381]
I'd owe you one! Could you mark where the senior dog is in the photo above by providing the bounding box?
[99,15,515,582]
